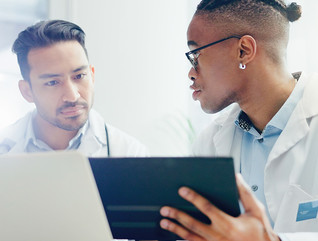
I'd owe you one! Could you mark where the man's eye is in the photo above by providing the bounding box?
[74,73,86,80]
[45,80,59,86]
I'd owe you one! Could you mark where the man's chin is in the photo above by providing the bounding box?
[56,123,85,132]
[201,103,215,114]
[56,118,87,131]
[201,104,224,114]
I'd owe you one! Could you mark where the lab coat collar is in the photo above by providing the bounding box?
[267,72,318,163]
[213,104,242,172]
[7,109,107,156]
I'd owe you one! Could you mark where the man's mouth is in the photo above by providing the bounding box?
[59,105,86,117]
[190,85,201,101]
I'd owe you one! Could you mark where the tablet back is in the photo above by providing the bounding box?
[0,151,112,241]
[89,156,240,240]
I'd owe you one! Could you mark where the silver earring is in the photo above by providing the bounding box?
[239,63,246,70]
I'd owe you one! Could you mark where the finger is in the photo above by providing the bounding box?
[236,174,277,236]
[236,174,264,216]
[160,206,211,239]
[178,187,229,222]
[160,218,206,241]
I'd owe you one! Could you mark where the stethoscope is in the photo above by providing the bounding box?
[104,124,110,157]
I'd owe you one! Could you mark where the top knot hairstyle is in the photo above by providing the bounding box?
[285,2,302,22]
[197,0,302,22]
[12,20,88,82]
[194,0,302,63]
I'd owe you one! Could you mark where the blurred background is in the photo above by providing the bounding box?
[0,0,317,156]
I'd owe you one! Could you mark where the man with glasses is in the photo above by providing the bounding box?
[160,0,318,240]
[0,20,147,157]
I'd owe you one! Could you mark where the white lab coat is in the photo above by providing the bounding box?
[193,73,318,240]
[0,109,148,157]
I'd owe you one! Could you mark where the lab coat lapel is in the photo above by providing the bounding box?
[267,73,318,164]
[77,134,103,157]
[213,105,242,172]
[267,105,309,164]
[264,73,318,223]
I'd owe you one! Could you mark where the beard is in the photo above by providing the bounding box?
[37,101,90,132]
[53,114,88,131]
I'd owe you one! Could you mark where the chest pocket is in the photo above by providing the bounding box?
[274,184,318,233]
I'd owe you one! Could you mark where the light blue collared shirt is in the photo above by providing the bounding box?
[235,76,304,228]
[0,109,148,157]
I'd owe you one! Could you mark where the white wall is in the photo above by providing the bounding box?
[50,0,201,156]
[48,0,318,156]
[38,0,318,155]
[287,0,318,73]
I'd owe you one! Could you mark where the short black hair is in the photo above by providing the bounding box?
[194,0,302,64]
[12,19,88,81]
[197,0,301,22]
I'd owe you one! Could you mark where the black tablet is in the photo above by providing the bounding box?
[89,157,240,240]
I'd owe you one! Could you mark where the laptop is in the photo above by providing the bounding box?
[0,151,113,241]
[89,156,241,240]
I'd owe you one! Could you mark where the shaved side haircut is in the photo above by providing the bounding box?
[195,0,302,64]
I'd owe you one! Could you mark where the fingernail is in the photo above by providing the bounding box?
[160,219,169,229]
[179,187,189,197]
[160,207,169,216]
[236,173,249,188]
[236,173,243,182]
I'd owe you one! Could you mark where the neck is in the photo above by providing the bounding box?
[238,69,297,132]
[33,114,78,150]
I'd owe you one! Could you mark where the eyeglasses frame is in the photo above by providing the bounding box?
[185,35,241,70]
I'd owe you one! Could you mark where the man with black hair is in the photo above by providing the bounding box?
[0,20,147,157]
[160,0,318,240]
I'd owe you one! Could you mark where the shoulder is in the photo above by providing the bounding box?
[0,112,33,154]
[297,72,318,117]
[302,72,318,98]
[106,123,149,157]
[88,109,148,157]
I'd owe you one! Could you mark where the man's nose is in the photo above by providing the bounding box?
[188,67,197,81]
[62,80,80,102]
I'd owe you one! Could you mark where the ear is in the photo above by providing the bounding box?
[18,79,34,103]
[237,35,257,66]
[90,65,95,84]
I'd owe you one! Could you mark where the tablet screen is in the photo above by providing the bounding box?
[89,156,240,240]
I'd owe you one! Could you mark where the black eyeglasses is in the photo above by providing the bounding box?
[185,36,241,70]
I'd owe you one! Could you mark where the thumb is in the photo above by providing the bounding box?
[236,173,264,215]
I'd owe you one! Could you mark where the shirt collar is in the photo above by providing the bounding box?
[86,109,107,146]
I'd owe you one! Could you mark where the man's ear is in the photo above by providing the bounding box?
[90,65,95,84]
[18,79,34,103]
[237,35,257,65]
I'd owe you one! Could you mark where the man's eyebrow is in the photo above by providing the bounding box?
[39,73,62,79]
[187,40,199,47]
[38,65,89,79]
[73,65,89,73]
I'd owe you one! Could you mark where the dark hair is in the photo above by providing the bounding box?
[195,0,302,63]
[12,19,88,81]
[197,0,301,22]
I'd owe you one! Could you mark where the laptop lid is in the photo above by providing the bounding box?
[0,151,113,241]
[89,156,240,240]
